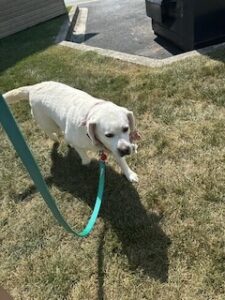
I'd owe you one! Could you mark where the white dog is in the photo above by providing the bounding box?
[4,81,140,182]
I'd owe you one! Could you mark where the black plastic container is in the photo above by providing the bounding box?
[145,0,225,51]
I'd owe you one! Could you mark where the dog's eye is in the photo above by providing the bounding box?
[105,133,114,138]
[122,127,129,133]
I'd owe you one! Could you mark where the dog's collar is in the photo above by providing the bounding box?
[81,101,105,127]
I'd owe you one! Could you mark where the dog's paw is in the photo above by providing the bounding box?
[131,143,138,154]
[127,171,139,183]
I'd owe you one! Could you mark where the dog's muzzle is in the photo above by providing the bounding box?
[117,146,131,157]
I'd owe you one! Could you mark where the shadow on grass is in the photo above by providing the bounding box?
[0,14,68,74]
[17,143,171,293]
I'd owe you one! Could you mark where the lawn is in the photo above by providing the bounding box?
[1,14,225,300]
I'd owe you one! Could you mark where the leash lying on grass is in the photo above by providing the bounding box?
[0,94,106,238]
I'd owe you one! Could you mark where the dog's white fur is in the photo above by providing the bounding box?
[4,81,138,182]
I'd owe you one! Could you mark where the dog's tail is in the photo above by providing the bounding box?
[3,86,32,103]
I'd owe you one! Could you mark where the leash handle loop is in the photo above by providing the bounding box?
[0,94,105,237]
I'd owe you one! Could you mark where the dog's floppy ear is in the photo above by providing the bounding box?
[126,110,141,142]
[87,121,99,145]
[127,110,135,133]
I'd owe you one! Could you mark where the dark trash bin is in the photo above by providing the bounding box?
[145,0,225,51]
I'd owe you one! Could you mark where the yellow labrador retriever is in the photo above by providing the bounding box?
[4,81,140,182]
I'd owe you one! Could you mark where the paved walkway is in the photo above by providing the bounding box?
[71,0,183,59]
[64,0,76,6]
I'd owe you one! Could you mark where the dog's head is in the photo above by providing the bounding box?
[87,102,140,157]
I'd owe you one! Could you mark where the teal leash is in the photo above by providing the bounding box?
[0,94,105,237]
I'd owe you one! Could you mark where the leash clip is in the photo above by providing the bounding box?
[99,150,107,162]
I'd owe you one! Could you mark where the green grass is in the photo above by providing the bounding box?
[1,15,225,300]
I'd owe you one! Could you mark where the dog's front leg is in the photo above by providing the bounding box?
[114,154,138,183]
[75,147,91,165]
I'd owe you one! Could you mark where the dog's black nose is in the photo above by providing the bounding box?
[118,146,131,157]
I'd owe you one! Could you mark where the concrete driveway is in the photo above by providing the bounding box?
[67,0,183,59]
